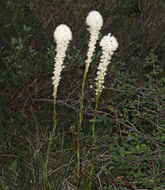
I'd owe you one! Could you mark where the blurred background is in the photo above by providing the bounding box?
[0,0,165,189]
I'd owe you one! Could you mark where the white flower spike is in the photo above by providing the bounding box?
[95,33,118,96]
[85,10,103,68]
[52,24,72,96]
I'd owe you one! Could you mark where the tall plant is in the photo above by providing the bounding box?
[44,24,72,190]
[77,10,103,184]
[92,33,118,144]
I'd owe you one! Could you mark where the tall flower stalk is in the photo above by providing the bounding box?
[77,10,103,184]
[92,33,118,144]
[44,24,72,190]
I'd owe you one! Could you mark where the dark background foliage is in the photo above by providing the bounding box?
[0,0,165,189]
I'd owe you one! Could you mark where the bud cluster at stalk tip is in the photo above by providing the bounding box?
[100,33,118,53]
[86,10,103,31]
[95,33,118,96]
[52,24,72,96]
[85,10,103,67]
[53,24,72,46]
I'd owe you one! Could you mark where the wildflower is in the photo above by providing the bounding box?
[52,24,72,96]
[90,85,93,89]
[85,10,103,68]
[95,33,118,96]
[77,11,103,181]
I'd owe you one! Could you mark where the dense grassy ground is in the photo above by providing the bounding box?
[0,0,165,189]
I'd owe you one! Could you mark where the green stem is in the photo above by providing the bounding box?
[92,93,100,145]
[89,92,100,190]
[79,63,89,128]
[44,88,57,190]
[77,62,89,187]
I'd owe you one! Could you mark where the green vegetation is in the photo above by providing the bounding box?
[0,0,165,189]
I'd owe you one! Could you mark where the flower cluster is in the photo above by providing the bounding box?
[95,33,118,96]
[52,24,72,96]
[85,10,103,68]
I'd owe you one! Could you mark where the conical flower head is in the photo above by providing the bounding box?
[85,11,103,68]
[52,24,72,96]
[54,24,72,44]
[86,10,103,30]
[100,33,118,53]
[95,33,118,96]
